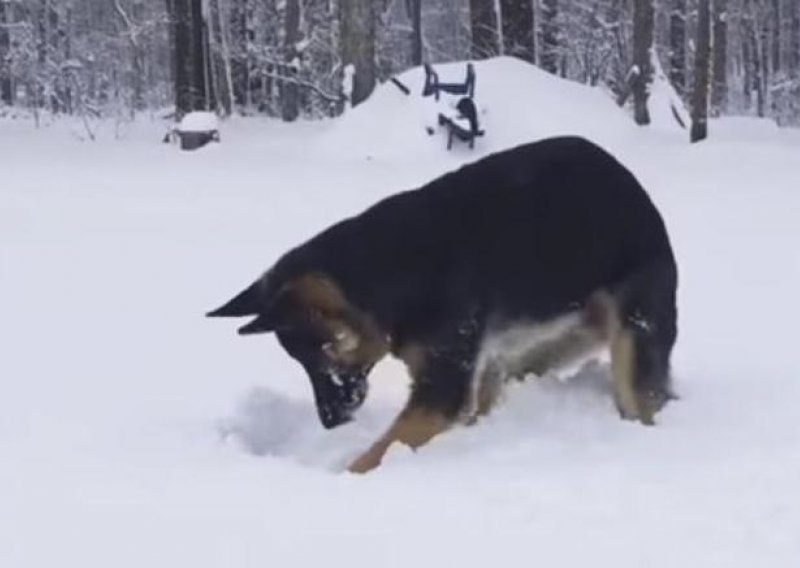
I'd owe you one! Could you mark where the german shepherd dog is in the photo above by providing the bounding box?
[208,137,678,473]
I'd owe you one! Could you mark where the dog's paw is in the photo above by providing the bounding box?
[347,449,384,474]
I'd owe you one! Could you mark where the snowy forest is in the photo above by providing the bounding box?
[0,0,799,133]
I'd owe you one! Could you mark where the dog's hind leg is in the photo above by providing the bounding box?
[471,359,505,420]
[607,258,678,425]
[609,320,642,422]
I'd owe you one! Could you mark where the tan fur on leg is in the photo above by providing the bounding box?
[610,327,648,423]
[594,291,651,425]
[348,407,451,474]
[471,361,504,421]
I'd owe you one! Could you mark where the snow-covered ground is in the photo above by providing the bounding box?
[2,58,799,567]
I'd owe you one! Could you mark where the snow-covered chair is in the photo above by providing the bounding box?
[422,63,483,150]
[422,63,476,101]
[438,97,484,150]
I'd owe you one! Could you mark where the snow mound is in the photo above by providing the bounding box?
[325,56,637,161]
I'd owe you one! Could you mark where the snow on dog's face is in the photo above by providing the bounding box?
[274,322,371,429]
[209,272,389,429]
[270,274,389,428]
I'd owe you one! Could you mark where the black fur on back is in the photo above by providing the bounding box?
[267,136,676,345]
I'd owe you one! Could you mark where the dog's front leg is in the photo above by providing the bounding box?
[348,318,481,474]
[347,404,452,474]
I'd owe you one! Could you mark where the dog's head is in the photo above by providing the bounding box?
[208,273,388,429]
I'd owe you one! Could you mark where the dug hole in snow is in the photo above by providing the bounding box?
[2,56,799,567]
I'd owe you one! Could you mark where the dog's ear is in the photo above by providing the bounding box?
[208,272,344,336]
[207,280,265,318]
[237,313,277,335]
[208,278,286,335]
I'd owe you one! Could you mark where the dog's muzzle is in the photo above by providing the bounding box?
[312,371,368,429]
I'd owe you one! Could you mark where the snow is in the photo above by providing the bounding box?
[178,110,219,132]
[648,54,691,130]
[2,56,800,567]
[342,64,355,103]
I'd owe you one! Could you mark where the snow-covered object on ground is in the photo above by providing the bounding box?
[178,111,219,132]
[2,56,800,567]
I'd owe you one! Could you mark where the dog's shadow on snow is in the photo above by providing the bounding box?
[219,360,617,472]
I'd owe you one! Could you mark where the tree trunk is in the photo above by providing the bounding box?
[339,0,376,107]
[770,0,781,74]
[540,0,559,73]
[170,0,209,115]
[202,7,217,112]
[500,0,535,63]
[741,0,754,110]
[606,0,631,104]
[63,4,73,114]
[710,0,727,116]
[791,0,800,74]
[118,0,146,112]
[408,0,423,66]
[632,0,654,125]
[172,0,191,114]
[208,0,233,116]
[190,0,207,109]
[757,12,768,116]
[46,2,63,113]
[0,0,12,105]
[230,0,249,109]
[668,0,686,97]
[36,0,47,109]
[281,0,300,121]
[690,0,711,142]
[166,0,177,97]
[469,0,499,59]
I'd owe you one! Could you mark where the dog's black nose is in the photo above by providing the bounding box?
[318,405,353,430]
